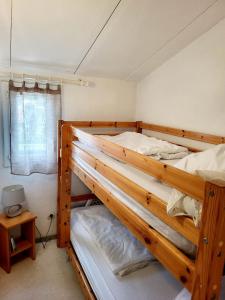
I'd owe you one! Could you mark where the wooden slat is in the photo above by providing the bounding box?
[71,193,96,202]
[67,245,96,300]
[91,121,136,128]
[70,159,195,291]
[192,183,225,300]
[61,120,136,128]
[141,123,225,145]
[72,128,205,202]
[72,143,199,245]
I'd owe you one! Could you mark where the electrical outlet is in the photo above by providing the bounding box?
[48,213,55,220]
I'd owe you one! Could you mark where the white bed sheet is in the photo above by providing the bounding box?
[74,142,195,255]
[71,208,183,300]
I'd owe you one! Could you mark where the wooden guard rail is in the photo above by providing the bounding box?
[140,122,225,145]
[72,127,205,202]
[61,120,137,128]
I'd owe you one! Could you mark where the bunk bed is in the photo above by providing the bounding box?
[57,120,225,300]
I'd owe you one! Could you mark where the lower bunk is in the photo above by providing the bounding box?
[69,205,183,300]
[68,204,225,300]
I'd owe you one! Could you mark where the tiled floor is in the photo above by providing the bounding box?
[0,240,84,300]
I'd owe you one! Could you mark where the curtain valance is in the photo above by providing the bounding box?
[9,80,61,95]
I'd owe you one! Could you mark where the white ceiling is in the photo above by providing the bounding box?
[0,0,225,80]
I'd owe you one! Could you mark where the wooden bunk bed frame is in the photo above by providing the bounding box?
[57,120,225,300]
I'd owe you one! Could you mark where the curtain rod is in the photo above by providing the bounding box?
[0,71,91,87]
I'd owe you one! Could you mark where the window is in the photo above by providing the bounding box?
[8,80,61,175]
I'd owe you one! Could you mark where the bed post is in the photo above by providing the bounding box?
[57,120,63,247]
[192,182,225,300]
[136,121,142,133]
[57,123,72,248]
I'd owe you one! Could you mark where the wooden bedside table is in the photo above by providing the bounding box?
[0,211,37,273]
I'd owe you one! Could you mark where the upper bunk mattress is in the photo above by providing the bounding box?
[73,141,195,255]
[71,207,183,300]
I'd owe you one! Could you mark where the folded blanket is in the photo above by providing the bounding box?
[101,132,188,160]
[74,205,154,276]
[167,144,225,226]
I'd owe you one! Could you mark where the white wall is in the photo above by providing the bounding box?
[0,76,136,236]
[62,77,136,121]
[136,18,225,136]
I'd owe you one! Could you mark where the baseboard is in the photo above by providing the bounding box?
[35,234,57,244]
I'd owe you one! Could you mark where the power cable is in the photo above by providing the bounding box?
[9,0,13,70]
[74,0,122,74]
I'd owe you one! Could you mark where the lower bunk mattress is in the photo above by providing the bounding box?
[70,207,183,300]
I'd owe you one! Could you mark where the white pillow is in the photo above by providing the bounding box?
[172,144,225,172]
[167,144,225,226]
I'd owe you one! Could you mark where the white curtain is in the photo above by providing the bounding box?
[1,82,10,167]
[9,81,61,175]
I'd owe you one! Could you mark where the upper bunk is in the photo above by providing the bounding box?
[57,120,225,300]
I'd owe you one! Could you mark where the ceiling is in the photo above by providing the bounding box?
[0,0,225,81]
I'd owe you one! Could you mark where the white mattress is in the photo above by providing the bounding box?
[73,142,195,255]
[74,141,176,204]
[71,208,183,300]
